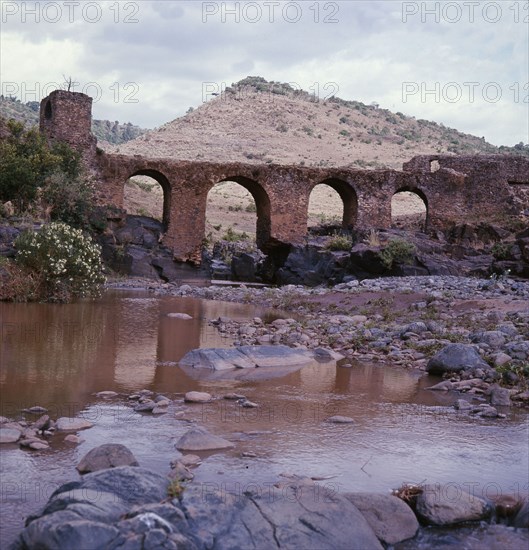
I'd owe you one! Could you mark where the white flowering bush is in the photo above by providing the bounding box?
[15,222,105,301]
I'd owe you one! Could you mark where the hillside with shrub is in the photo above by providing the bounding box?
[115,77,528,170]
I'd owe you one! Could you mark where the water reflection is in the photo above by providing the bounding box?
[0,291,270,414]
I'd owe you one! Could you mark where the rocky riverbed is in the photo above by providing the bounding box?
[109,274,529,406]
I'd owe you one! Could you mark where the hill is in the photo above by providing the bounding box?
[0,95,146,146]
[113,76,527,170]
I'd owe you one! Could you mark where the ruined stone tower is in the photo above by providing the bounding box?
[39,90,97,165]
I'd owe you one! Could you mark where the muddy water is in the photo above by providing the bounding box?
[1,291,528,547]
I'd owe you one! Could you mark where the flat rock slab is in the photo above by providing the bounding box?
[56,417,94,431]
[179,345,327,381]
[77,444,139,474]
[175,427,234,451]
[180,345,315,371]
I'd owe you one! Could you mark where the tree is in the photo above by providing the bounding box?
[0,118,80,210]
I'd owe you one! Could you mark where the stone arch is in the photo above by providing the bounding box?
[391,187,428,231]
[208,175,271,249]
[309,178,358,230]
[124,169,171,230]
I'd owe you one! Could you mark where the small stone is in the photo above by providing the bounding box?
[184,391,212,403]
[175,427,234,451]
[76,443,139,474]
[32,415,50,431]
[151,407,168,414]
[134,401,156,412]
[240,400,259,408]
[326,416,355,424]
[28,440,50,450]
[55,417,94,431]
[427,380,454,391]
[224,393,246,400]
[242,451,257,458]
[479,406,499,418]
[491,352,512,367]
[169,461,194,481]
[0,428,22,443]
[490,385,512,407]
[64,434,82,444]
[179,454,202,467]
[0,416,8,424]
[96,391,118,398]
[167,312,193,320]
[24,406,48,414]
[454,399,472,410]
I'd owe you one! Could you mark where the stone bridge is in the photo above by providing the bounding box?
[40,90,529,264]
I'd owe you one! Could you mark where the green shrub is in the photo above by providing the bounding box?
[325,232,353,251]
[491,242,510,260]
[0,119,81,210]
[41,172,96,229]
[222,226,249,242]
[380,239,416,270]
[15,222,105,301]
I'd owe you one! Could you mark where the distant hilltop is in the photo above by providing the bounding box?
[113,76,528,170]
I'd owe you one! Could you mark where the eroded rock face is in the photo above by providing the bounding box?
[76,444,139,474]
[415,484,492,525]
[426,344,488,374]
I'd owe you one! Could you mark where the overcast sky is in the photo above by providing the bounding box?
[1,0,527,146]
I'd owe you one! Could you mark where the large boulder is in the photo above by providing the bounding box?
[343,493,419,545]
[14,473,384,550]
[426,344,488,374]
[76,444,139,474]
[415,484,492,525]
[15,467,170,550]
[179,345,316,373]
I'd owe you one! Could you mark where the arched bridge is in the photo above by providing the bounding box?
[40,90,529,264]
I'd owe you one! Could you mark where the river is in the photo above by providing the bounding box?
[1,290,528,547]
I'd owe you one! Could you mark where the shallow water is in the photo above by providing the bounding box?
[1,290,528,547]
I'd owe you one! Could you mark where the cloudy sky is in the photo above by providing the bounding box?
[1,0,527,145]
